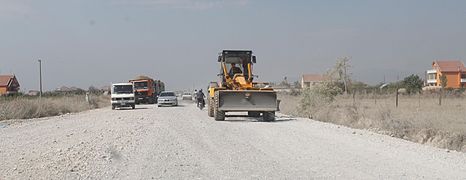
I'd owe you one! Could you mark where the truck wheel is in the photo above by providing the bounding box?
[214,91,225,121]
[262,111,275,122]
[248,111,261,117]
[208,98,214,117]
[132,105,135,109]
[112,105,115,110]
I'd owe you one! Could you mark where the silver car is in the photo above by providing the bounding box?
[181,92,193,100]
[157,91,178,107]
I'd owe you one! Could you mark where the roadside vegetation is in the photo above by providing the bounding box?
[0,93,109,121]
[279,58,466,152]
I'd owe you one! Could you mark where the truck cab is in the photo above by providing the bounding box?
[132,79,154,104]
[111,83,136,110]
[129,76,161,104]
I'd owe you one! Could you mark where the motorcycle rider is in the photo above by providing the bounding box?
[196,89,206,108]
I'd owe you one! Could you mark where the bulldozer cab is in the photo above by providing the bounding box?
[225,62,246,76]
[218,50,255,63]
[218,50,256,87]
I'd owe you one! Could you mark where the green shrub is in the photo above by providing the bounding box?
[299,82,343,118]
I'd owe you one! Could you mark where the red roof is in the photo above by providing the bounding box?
[0,75,15,87]
[302,74,325,82]
[433,60,466,72]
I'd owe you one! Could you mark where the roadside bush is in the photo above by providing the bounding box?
[0,95,109,121]
[401,74,423,94]
[289,88,301,96]
[299,82,342,118]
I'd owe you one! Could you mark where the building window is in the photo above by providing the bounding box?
[427,73,437,80]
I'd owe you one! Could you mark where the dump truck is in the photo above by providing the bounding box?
[129,76,165,104]
[207,50,279,121]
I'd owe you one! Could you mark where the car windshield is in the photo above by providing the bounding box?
[113,85,133,94]
[160,92,175,97]
[133,82,148,89]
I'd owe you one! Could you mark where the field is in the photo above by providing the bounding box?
[279,92,466,152]
[0,95,109,121]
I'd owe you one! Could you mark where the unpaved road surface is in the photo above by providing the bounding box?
[1,101,466,179]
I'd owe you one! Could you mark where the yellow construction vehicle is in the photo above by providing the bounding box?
[207,50,279,121]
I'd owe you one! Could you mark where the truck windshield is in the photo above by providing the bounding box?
[134,82,148,89]
[113,85,133,94]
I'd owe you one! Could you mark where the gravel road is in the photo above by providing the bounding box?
[1,101,466,179]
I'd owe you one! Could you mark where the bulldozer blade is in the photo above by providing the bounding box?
[217,90,278,111]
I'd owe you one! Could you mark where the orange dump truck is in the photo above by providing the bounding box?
[129,76,165,104]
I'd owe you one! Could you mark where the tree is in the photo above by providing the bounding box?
[401,74,423,94]
[88,86,101,94]
[439,74,448,106]
[351,81,369,91]
[299,57,350,118]
[440,74,448,89]
[327,57,351,94]
[279,76,291,88]
[293,81,301,89]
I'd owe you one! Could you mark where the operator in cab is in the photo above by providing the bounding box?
[229,63,243,77]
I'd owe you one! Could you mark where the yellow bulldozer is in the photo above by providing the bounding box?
[207,50,279,121]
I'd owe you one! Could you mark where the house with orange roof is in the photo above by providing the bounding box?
[301,74,325,89]
[426,60,466,88]
[0,75,20,95]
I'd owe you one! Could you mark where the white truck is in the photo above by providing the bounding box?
[111,83,136,110]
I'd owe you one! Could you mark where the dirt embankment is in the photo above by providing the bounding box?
[278,93,466,152]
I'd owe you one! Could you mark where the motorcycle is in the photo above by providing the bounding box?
[197,98,205,110]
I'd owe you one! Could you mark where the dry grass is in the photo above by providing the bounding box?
[0,95,110,121]
[279,93,466,152]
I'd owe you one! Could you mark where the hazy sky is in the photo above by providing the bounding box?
[1,0,466,91]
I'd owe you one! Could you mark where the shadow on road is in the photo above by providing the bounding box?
[223,115,296,123]
[274,117,296,122]
[115,107,149,110]
[158,104,186,108]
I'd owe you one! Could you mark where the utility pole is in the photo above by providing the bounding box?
[343,59,347,94]
[38,59,43,98]
[396,73,399,107]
